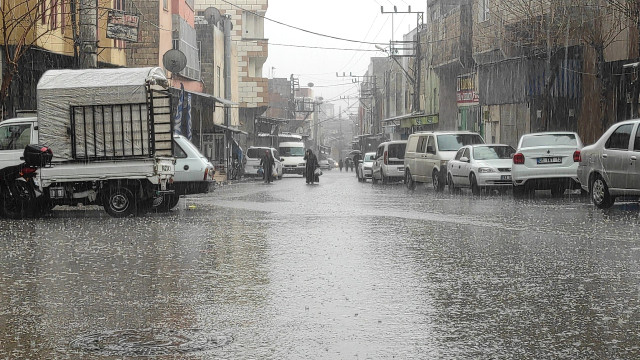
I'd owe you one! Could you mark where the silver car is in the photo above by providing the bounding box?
[578,119,640,208]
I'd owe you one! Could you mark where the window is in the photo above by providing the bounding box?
[174,142,187,158]
[388,143,406,159]
[427,136,436,154]
[606,124,633,150]
[417,136,428,153]
[436,134,484,152]
[0,124,32,150]
[216,66,221,97]
[462,148,471,159]
[479,0,490,22]
[473,145,516,160]
[634,125,640,151]
[50,0,58,29]
[60,0,65,28]
[521,134,577,148]
[163,0,168,11]
[455,148,465,160]
[113,0,126,49]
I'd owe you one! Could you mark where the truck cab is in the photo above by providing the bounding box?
[0,117,38,169]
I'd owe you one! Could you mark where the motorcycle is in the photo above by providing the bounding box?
[0,144,52,219]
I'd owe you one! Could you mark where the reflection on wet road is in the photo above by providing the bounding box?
[2,170,640,358]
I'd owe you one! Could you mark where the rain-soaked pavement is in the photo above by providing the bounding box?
[2,169,640,359]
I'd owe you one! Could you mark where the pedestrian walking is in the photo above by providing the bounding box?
[260,149,274,183]
[338,158,343,172]
[303,149,319,184]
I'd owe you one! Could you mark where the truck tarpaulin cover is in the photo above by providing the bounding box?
[36,67,169,161]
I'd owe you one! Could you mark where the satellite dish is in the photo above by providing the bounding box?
[163,49,187,74]
[307,82,314,87]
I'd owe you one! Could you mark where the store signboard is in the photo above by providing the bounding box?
[107,10,139,42]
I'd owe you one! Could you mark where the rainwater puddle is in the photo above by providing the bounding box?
[68,328,233,356]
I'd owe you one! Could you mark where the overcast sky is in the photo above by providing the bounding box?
[262,0,426,113]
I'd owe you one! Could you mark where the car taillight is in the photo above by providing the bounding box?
[384,150,388,165]
[573,150,581,163]
[204,168,209,180]
[513,153,525,165]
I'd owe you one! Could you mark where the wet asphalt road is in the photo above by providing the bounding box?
[2,169,640,359]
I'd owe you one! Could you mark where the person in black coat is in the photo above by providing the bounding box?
[260,149,274,183]
[303,149,319,184]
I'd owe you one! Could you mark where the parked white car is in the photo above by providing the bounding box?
[447,144,516,194]
[357,152,376,182]
[244,147,283,179]
[155,135,214,211]
[577,119,640,208]
[512,132,583,197]
[372,141,407,184]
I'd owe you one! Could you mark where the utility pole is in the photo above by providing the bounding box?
[79,0,97,68]
[380,6,424,113]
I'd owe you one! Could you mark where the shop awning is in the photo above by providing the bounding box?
[381,112,439,128]
[187,90,237,106]
[214,123,248,135]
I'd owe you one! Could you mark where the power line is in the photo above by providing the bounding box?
[269,43,379,52]
[217,0,389,45]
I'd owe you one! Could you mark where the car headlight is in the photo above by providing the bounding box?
[478,167,497,173]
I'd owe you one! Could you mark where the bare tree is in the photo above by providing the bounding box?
[492,0,583,130]
[574,0,627,131]
[0,0,65,117]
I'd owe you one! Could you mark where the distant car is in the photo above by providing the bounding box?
[244,146,283,179]
[357,152,377,182]
[577,119,640,208]
[319,159,330,170]
[372,140,407,184]
[447,144,515,194]
[327,158,337,169]
[512,132,583,197]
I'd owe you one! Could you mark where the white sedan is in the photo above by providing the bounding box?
[511,132,583,197]
[447,144,516,195]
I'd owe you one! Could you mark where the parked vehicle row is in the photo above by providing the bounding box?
[355,121,640,209]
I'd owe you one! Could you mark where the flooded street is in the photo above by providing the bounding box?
[2,170,640,359]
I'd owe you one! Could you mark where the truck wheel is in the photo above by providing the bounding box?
[103,185,137,217]
[433,170,445,192]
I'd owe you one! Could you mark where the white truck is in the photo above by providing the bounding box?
[0,67,175,217]
[278,141,306,176]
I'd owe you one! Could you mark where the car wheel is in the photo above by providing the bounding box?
[372,170,378,184]
[433,170,444,192]
[381,169,388,184]
[470,173,480,195]
[447,173,457,194]
[405,170,416,190]
[590,174,614,209]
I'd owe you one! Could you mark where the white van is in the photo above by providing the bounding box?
[404,131,484,191]
[244,147,283,178]
[279,141,306,176]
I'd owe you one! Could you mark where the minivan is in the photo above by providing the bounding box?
[371,140,407,184]
[404,131,484,191]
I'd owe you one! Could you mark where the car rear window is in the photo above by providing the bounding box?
[364,154,376,161]
[437,134,484,151]
[521,134,577,148]
[473,145,515,160]
[388,144,406,159]
[247,148,267,158]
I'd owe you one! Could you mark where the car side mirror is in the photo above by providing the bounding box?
[460,156,469,163]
